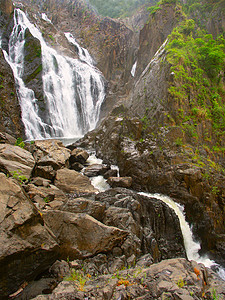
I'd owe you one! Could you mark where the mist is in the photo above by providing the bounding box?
[85,0,158,18]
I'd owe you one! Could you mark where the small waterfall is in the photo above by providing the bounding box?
[1,9,105,140]
[41,13,52,23]
[131,61,137,77]
[139,192,225,280]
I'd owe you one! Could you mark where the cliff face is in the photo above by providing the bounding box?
[0,0,24,137]
[135,3,184,78]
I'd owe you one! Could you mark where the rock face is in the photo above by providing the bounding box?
[42,210,128,259]
[0,143,35,178]
[22,28,45,115]
[135,2,184,77]
[0,173,58,298]
[96,188,186,262]
[0,50,24,137]
[0,0,13,16]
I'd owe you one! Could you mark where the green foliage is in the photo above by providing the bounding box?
[10,170,28,184]
[64,269,91,291]
[211,288,220,300]
[15,137,25,149]
[176,278,187,288]
[147,4,161,15]
[175,137,183,146]
[166,20,225,140]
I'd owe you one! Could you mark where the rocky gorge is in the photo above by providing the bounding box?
[0,0,225,298]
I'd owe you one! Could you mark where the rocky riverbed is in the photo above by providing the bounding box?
[0,132,224,299]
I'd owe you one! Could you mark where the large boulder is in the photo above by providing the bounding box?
[107,176,132,188]
[69,148,89,165]
[0,143,35,178]
[0,173,58,298]
[42,210,128,259]
[55,168,98,195]
[31,140,71,168]
[83,163,110,177]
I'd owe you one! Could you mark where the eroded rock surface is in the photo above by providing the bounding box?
[0,173,58,298]
[0,143,35,178]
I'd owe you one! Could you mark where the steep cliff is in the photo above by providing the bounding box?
[0,0,24,137]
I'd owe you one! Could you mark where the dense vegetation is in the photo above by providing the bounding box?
[87,0,157,18]
[166,19,225,155]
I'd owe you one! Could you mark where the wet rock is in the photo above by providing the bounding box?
[69,161,83,171]
[96,188,186,261]
[0,143,35,178]
[83,163,110,177]
[103,168,118,179]
[69,148,89,165]
[0,173,58,298]
[42,210,128,259]
[107,176,132,188]
[55,168,98,194]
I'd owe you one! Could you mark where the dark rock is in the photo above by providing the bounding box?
[107,177,132,188]
[96,188,186,262]
[103,168,118,179]
[32,258,225,300]
[70,161,83,171]
[83,163,110,177]
[33,165,57,181]
[49,260,70,280]
[69,148,89,165]
[13,278,57,300]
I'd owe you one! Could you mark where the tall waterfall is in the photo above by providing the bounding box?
[1,9,105,140]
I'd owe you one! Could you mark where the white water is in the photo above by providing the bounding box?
[139,192,225,280]
[65,32,94,66]
[41,13,52,24]
[85,153,110,192]
[1,9,105,140]
[131,61,137,77]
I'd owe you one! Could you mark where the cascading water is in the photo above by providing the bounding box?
[131,61,137,77]
[1,9,105,140]
[139,192,225,280]
[84,164,225,280]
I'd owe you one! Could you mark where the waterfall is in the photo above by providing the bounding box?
[131,60,137,77]
[1,9,105,140]
[139,192,225,280]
